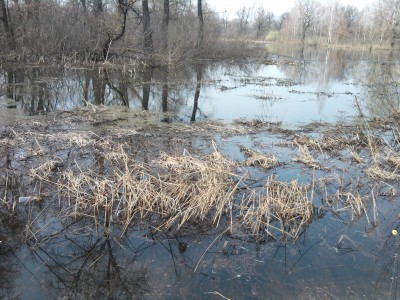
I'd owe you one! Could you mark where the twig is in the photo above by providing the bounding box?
[204,291,231,300]
[194,229,228,272]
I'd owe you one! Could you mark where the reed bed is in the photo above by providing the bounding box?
[27,139,317,242]
[6,115,399,244]
[240,177,313,241]
[293,129,375,152]
[54,145,241,232]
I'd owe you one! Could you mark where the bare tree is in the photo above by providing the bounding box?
[161,0,169,52]
[334,5,359,43]
[103,0,137,60]
[298,0,317,44]
[253,7,275,39]
[236,6,250,35]
[388,0,400,47]
[142,0,154,57]
[372,0,400,47]
[253,5,266,39]
[0,0,15,50]
[196,0,204,48]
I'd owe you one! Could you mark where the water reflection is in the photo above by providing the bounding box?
[1,47,400,124]
[4,200,394,299]
[191,64,204,122]
[363,57,400,119]
[23,221,149,299]
[0,212,27,298]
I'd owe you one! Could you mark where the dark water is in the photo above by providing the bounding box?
[1,47,400,299]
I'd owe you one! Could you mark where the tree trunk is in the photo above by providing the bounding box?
[103,0,128,60]
[196,0,204,48]
[161,66,169,122]
[94,0,103,14]
[80,0,87,12]
[142,0,154,57]
[162,66,168,113]
[6,68,14,99]
[92,68,106,105]
[161,0,169,53]
[0,0,16,50]
[191,65,203,122]
[142,69,153,110]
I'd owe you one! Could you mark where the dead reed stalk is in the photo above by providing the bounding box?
[293,142,327,170]
[240,177,313,241]
[240,146,279,169]
[56,145,241,233]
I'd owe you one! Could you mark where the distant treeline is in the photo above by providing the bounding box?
[0,0,399,63]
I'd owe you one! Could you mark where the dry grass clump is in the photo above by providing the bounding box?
[56,145,240,232]
[233,118,282,128]
[341,192,366,220]
[293,130,372,152]
[331,191,368,221]
[349,147,364,164]
[192,121,246,135]
[240,177,313,241]
[30,158,64,180]
[28,131,97,148]
[365,164,400,181]
[240,146,279,169]
[154,149,239,229]
[293,142,327,170]
[386,151,400,168]
[294,135,324,150]
[294,143,315,165]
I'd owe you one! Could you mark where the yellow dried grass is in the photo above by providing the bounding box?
[365,164,400,180]
[240,146,279,169]
[55,145,241,233]
[240,177,313,241]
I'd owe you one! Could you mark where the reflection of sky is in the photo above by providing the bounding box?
[4,47,398,126]
[200,64,360,126]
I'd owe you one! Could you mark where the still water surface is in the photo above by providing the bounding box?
[1,46,398,125]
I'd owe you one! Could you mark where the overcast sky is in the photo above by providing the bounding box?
[210,0,374,18]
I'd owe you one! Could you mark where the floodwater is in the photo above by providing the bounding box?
[1,46,399,125]
[1,46,400,299]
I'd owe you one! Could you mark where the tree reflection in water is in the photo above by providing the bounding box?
[24,218,150,299]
